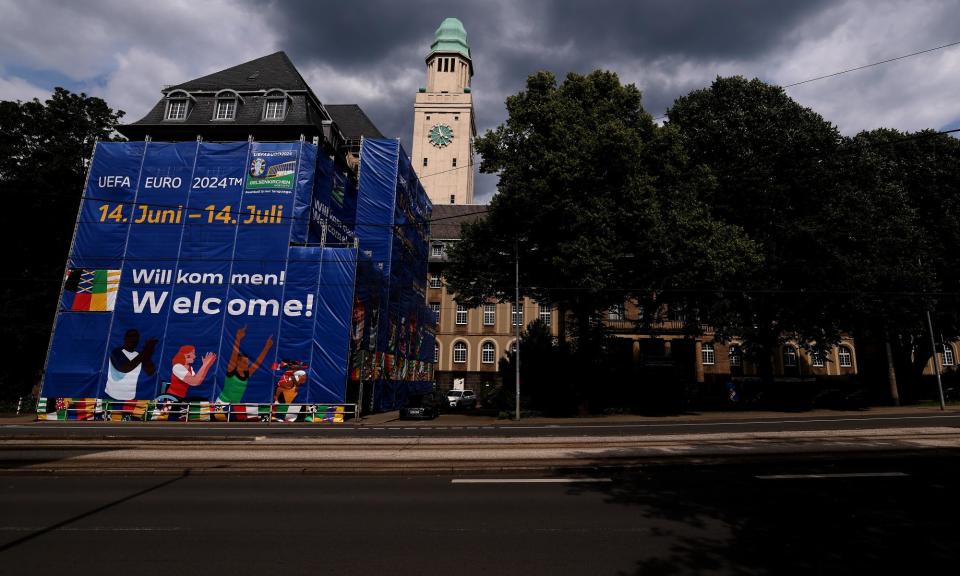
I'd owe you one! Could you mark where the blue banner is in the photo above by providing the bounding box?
[43,139,433,416]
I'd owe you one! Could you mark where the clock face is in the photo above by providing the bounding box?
[428,123,454,148]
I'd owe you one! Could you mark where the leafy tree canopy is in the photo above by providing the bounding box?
[0,88,124,399]
[447,71,755,350]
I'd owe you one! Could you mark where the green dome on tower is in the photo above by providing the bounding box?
[429,17,470,60]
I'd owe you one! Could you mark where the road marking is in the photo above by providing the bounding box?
[755,472,909,480]
[451,478,612,484]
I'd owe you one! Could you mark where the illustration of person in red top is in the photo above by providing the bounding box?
[167,345,217,400]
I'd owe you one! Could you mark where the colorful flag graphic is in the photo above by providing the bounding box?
[62,269,120,311]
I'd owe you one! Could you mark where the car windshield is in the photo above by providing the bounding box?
[447,390,462,397]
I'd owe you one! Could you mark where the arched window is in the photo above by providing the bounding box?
[453,341,467,364]
[838,346,852,368]
[164,90,193,121]
[481,341,496,364]
[701,342,715,365]
[263,89,289,120]
[811,350,825,367]
[213,89,242,120]
[943,344,955,366]
[783,346,798,368]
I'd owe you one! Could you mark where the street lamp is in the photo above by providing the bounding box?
[514,237,520,421]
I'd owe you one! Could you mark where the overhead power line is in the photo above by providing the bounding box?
[654,39,960,121]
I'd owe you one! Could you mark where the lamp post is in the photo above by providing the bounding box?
[514,237,520,421]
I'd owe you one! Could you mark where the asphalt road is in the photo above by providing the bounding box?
[0,453,958,575]
[3,411,960,440]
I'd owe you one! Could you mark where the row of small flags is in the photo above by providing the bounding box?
[37,398,345,423]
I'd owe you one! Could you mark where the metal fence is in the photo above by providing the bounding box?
[34,398,357,423]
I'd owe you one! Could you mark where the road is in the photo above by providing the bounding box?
[0,453,958,575]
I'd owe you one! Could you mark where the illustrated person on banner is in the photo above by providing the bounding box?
[105,329,158,400]
[217,325,273,404]
[167,346,217,401]
[274,362,308,404]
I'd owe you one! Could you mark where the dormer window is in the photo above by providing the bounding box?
[213,90,242,121]
[164,90,193,121]
[263,89,289,121]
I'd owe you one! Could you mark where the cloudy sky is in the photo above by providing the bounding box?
[2,0,959,201]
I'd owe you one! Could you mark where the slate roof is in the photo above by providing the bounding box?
[429,204,488,240]
[167,51,310,93]
[325,104,385,140]
[116,51,386,148]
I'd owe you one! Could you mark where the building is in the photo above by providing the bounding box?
[117,51,383,172]
[411,19,557,391]
[411,18,476,206]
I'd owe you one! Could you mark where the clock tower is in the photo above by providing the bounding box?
[412,18,475,205]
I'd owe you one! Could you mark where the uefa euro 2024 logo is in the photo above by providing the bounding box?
[249,158,266,177]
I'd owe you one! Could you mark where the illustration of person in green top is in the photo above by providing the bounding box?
[217,325,273,404]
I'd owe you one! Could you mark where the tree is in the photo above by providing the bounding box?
[0,88,124,401]
[666,76,847,381]
[447,71,755,402]
[834,129,960,402]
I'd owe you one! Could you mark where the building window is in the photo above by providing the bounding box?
[512,304,523,326]
[436,59,442,71]
[539,304,552,327]
[165,99,188,120]
[608,304,624,321]
[432,244,444,257]
[214,99,236,120]
[455,304,468,325]
[429,274,442,289]
[481,342,495,364]
[423,157,428,167]
[454,115,459,121]
[838,346,852,368]
[729,345,742,367]
[483,303,495,326]
[811,350,825,367]
[453,342,467,364]
[430,302,440,324]
[450,194,455,204]
[701,342,715,365]
[783,346,798,368]
[944,344,956,366]
[452,158,457,167]
[433,343,439,363]
[263,91,288,120]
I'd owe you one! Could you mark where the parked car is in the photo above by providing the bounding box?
[446,389,477,409]
[399,393,438,420]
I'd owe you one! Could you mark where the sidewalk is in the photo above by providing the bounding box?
[355,404,960,427]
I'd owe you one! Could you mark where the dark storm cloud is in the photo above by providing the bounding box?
[254,0,834,127]
[239,1,955,201]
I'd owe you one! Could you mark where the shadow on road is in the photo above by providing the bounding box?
[556,450,960,575]
[0,472,189,554]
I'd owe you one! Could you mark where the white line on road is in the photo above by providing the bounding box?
[451,478,613,484]
[755,472,909,480]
